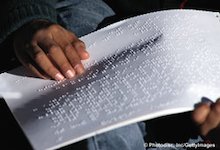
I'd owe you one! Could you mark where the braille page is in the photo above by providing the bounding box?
[1,9,220,150]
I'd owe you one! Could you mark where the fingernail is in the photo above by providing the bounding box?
[65,70,75,78]
[74,64,85,74]
[55,73,65,81]
[84,51,90,58]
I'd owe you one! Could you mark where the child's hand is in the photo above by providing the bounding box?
[13,20,89,81]
[192,99,220,145]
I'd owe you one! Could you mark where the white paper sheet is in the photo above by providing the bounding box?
[1,9,220,150]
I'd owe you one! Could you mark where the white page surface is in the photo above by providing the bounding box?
[1,9,220,150]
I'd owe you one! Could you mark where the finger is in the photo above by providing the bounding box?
[25,62,51,80]
[200,99,220,136]
[53,32,86,75]
[64,43,85,75]
[72,39,90,60]
[66,31,89,60]
[14,47,50,79]
[38,38,76,79]
[192,102,211,125]
[27,44,65,81]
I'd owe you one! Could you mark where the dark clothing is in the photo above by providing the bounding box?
[0,0,57,44]
[104,0,220,19]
